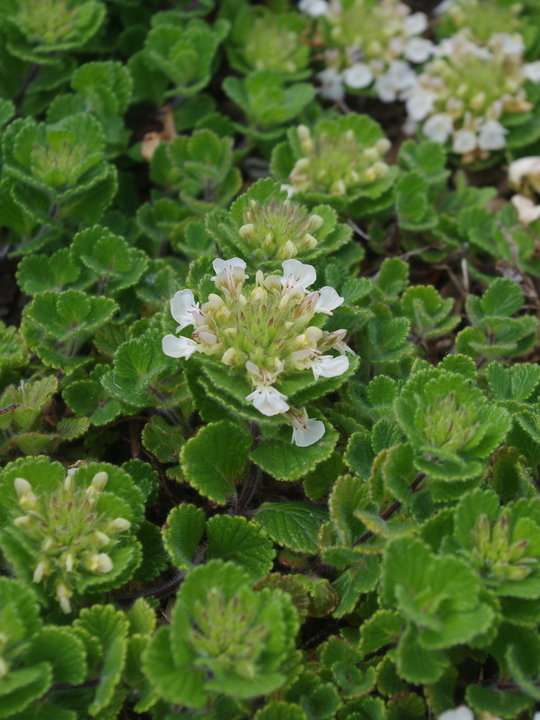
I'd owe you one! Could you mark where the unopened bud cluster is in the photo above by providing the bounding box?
[287,123,390,197]
[439,0,523,46]
[406,33,540,161]
[10,471,131,613]
[242,15,309,76]
[471,513,535,582]
[238,198,323,261]
[312,0,433,101]
[163,258,354,446]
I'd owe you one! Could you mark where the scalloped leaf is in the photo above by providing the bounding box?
[163,503,206,570]
[180,420,252,504]
[254,502,329,555]
[207,515,275,579]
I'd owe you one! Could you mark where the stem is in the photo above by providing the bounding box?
[14,64,41,109]
[235,422,261,512]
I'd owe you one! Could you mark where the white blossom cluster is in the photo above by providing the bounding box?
[299,0,433,103]
[163,258,353,447]
[404,32,540,160]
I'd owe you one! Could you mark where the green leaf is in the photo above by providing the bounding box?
[207,515,275,579]
[395,624,449,684]
[181,420,252,504]
[254,702,308,720]
[398,140,450,185]
[395,172,438,231]
[0,664,53,720]
[332,557,380,618]
[466,684,533,719]
[254,502,329,555]
[359,609,404,656]
[25,627,86,685]
[250,420,339,481]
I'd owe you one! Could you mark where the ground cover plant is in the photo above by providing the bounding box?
[5,0,540,718]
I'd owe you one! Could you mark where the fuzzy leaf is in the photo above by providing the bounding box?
[254,502,330,555]
[207,515,275,579]
[181,420,252,504]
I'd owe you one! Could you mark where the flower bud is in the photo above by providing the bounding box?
[239,224,255,241]
[14,478,38,508]
[33,560,48,583]
[94,531,111,545]
[221,347,244,366]
[13,515,30,527]
[308,214,324,232]
[281,241,297,259]
[89,553,114,573]
[110,517,131,532]
[375,138,391,155]
[64,553,74,572]
[0,657,8,679]
[362,147,379,164]
[56,583,73,614]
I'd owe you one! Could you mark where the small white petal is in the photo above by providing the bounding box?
[311,354,349,380]
[299,0,328,16]
[509,156,540,187]
[403,12,428,36]
[492,32,524,56]
[170,289,197,331]
[211,257,246,279]
[423,113,454,144]
[452,129,478,154]
[438,707,474,720]
[315,286,344,315]
[280,183,295,198]
[245,386,290,416]
[525,61,540,83]
[478,120,507,151]
[511,194,540,225]
[317,68,345,101]
[281,259,317,292]
[343,62,373,89]
[404,37,434,64]
[162,334,200,359]
[292,419,326,447]
[406,87,435,121]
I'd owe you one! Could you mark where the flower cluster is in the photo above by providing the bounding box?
[236,199,323,260]
[405,33,540,161]
[8,470,133,613]
[285,121,390,198]
[162,258,353,446]
[302,0,433,102]
[435,0,523,46]
[239,13,310,77]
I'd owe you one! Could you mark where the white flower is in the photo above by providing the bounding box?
[317,67,345,101]
[343,62,373,89]
[211,257,247,280]
[478,120,507,151]
[508,156,540,189]
[511,194,540,225]
[492,32,524,56]
[423,113,454,143]
[525,61,540,83]
[404,37,434,64]
[403,12,428,36]
[376,61,416,103]
[170,289,198,331]
[452,129,477,154]
[315,286,344,315]
[245,386,290,416]
[280,183,295,198]
[405,86,436,121]
[310,354,349,380]
[287,407,326,447]
[299,0,329,17]
[438,706,474,720]
[162,334,200,360]
[281,259,316,293]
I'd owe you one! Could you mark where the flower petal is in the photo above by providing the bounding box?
[525,61,540,83]
[311,354,349,380]
[299,0,328,17]
[211,257,246,278]
[245,386,290,416]
[292,418,326,447]
[403,11,428,36]
[343,63,373,89]
[281,259,317,292]
[478,120,507,151]
[423,113,453,144]
[404,38,433,63]
[315,286,344,315]
[170,289,197,331]
[162,334,200,359]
